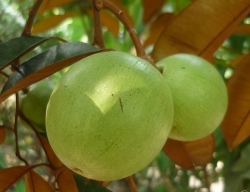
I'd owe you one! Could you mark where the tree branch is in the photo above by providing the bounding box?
[21,0,43,36]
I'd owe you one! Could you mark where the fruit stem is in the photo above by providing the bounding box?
[14,94,29,165]
[21,0,43,36]
[95,0,154,65]
[126,176,138,192]
[92,0,105,48]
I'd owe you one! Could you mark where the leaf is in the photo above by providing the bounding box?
[142,0,165,23]
[0,36,56,70]
[38,135,63,169]
[25,170,54,192]
[38,0,78,15]
[152,0,250,62]
[32,13,78,34]
[86,180,112,192]
[0,165,36,191]
[0,126,6,145]
[143,13,175,48]
[221,53,250,150]
[163,134,215,169]
[231,144,250,172]
[57,169,78,192]
[234,24,250,34]
[0,42,100,103]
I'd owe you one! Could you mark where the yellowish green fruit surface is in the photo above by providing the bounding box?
[46,51,174,181]
[19,80,55,133]
[156,54,228,141]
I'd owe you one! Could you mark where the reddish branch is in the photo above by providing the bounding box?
[92,0,105,48]
[126,176,138,192]
[93,0,154,65]
[21,0,43,36]
[14,94,29,165]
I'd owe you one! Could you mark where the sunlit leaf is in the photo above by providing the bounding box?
[32,13,78,34]
[152,0,250,62]
[0,36,57,70]
[0,126,6,145]
[57,169,78,192]
[142,0,165,23]
[163,134,215,169]
[233,24,250,34]
[143,13,175,48]
[0,42,100,103]
[25,170,54,192]
[221,54,250,150]
[0,166,36,191]
[38,0,80,15]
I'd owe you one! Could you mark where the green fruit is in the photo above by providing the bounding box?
[46,51,174,181]
[19,80,55,133]
[156,54,228,141]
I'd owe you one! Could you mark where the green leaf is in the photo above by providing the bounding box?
[232,144,250,172]
[73,174,112,192]
[0,42,100,103]
[15,179,26,192]
[0,36,59,70]
[86,180,112,192]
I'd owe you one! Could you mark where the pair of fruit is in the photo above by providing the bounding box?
[20,51,228,181]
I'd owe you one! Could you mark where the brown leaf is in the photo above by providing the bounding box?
[221,54,250,150]
[152,0,250,62]
[233,24,250,34]
[38,135,63,169]
[0,166,36,191]
[143,13,175,48]
[57,169,78,192]
[32,13,77,34]
[163,134,215,169]
[0,126,6,145]
[142,0,165,23]
[38,0,76,15]
[25,170,54,192]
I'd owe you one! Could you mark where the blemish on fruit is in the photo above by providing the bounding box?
[119,97,123,112]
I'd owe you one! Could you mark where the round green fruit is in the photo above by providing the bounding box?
[46,51,174,181]
[156,54,228,141]
[19,79,55,133]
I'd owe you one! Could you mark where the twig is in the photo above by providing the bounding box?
[14,94,29,165]
[92,0,105,48]
[126,176,138,192]
[0,71,9,78]
[94,0,154,65]
[21,0,43,36]
[203,166,211,192]
[0,125,15,133]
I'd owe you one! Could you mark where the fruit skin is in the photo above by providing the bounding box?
[19,80,55,133]
[156,54,228,141]
[46,51,174,181]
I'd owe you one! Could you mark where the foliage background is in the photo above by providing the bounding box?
[0,0,250,191]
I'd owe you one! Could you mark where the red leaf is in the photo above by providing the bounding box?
[0,166,36,191]
[142,0,165,23]
[25,170,54,192]
[57,169,78,192]
[163,134,215,169]
[152,0,250,62]
[221,54,250,150]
